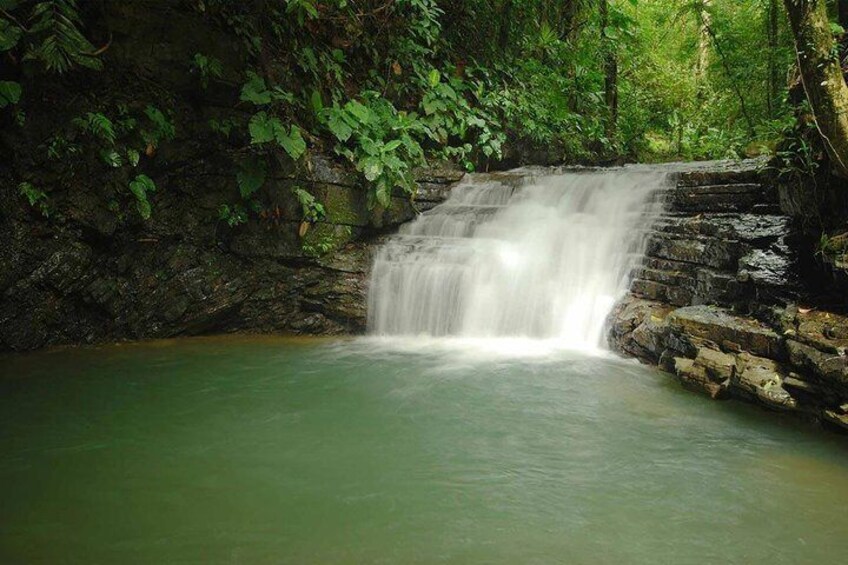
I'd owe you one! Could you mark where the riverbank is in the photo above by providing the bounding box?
[606,159,848,433]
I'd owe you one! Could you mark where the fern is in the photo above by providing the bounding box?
[25,0,102,73]
[293,187,325,222]
[18,181,50,217]
[72,112,116,143]
[192,53,223,88]
[142,105,176,147]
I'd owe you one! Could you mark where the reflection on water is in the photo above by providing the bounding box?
[1,336,848,564]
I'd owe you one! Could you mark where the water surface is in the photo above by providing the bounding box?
[2,336,848,563]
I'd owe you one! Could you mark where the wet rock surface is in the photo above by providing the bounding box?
[630,161,804,309]
[0,156,461,351]
[0,1,467,353]
[608,159,848,433]
[608,295,846,427]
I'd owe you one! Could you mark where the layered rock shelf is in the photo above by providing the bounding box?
[0,155,461,351]
[608,160,848,433]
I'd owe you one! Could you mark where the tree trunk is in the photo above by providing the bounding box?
[767,0,780,118]
[784,0,848,178]
[498,0,513,53]
[561,1,583,39]
[696,0,711,82]
[600,0,618,141]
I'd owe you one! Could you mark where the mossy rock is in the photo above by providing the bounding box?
[302,223,357,257]
[312,184,369,226]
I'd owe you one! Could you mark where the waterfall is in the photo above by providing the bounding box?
[367,168,671,348]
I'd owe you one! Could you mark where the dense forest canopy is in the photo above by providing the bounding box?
[0,0,843,227]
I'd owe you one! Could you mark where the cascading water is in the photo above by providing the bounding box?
[367,168,671,349]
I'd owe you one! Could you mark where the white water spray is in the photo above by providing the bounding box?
[367,168,670,349]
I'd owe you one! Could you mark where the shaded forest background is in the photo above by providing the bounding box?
[0,0,841,228]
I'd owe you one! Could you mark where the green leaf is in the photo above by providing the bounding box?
[240,71,272,105]
[0,81,22,107]
[346,100,371,124]
[327,111,353,142]
[359,137,380,156]
[428,69,441,87]
[18,181,46,206]
[276,125,306,160]
[236,157,267,198]
[271,87,294,104]
[293,187,325,222]
[382,154,404,171]
[135,198,152,220]
[144,106,176,141]
[127,148,140,167]
[23,0,103,73]
[0,19,22,52]
[383,139,402,152]
[101,149,123,168]
[18,181,49,217]
[375,179,392,208]
[129,174,156,196]
[422,96,444,116]
[129,174,156,220]
[249,110,306,159]
[359,156,383,181]
[310,89,324,114]
[73,112,116,143]
[248,111,278,144]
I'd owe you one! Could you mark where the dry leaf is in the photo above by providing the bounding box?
[299,221,310,238]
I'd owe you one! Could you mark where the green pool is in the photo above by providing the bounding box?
[2,336,847,563]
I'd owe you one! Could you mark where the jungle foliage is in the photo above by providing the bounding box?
[0,0,825,230]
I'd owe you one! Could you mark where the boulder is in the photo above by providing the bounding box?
[606,296,672,362]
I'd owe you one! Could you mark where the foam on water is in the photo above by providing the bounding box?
[367,169,670,350]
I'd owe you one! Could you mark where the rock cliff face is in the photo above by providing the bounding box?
[0,154,461,351]
[0,1,465,352]
[607,159,848,433]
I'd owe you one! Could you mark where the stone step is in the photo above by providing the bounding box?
[675,183,767,195]
[645,233,744,271]
[668,199,781,214]
[662,183,780,214]
[630,278,694,307]
[632,266,696,287]
[675,160,767,187]
[630,267,750,307]
[648,214,792,242]
[639,256,702,275]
